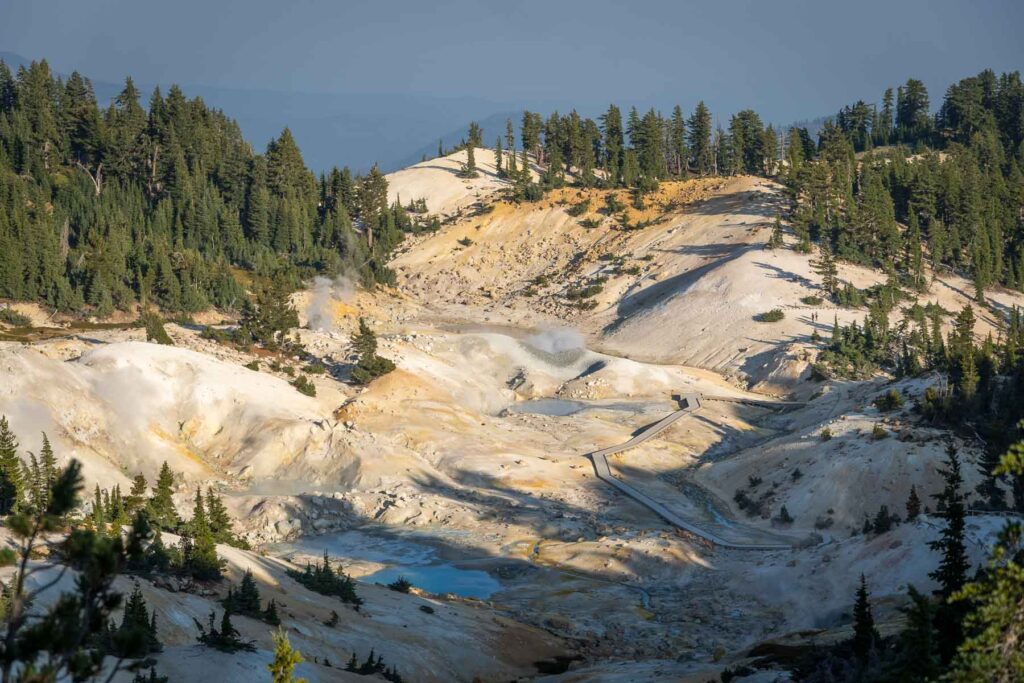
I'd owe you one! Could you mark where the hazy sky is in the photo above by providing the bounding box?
[2,0,1022,122]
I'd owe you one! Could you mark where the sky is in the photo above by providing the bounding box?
[1,0,1022,169]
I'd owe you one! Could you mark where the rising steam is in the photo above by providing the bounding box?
[525,327,585,354]
[306,275,355,332]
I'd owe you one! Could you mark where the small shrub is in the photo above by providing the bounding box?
[566,199,590,217]
[305,362,327,375]
[418,605,435,615]
[566,284,603,300]
[0,547,17,567]
[387,576,412,593]
[775,506,794,524]
[244,360,260,371]
[292,375,317,397]
[814,515,834,530]
[324,610,339,627]
[801,296,823,306]
[747,476,763,488]
[0,308,31,326]
[820,427,833,441]
[579,218,601,229]
[757,308,785,322]
[872,424,888,440]
[791,468,803,481]
[603,194,625,214]
[142,311,174,345]
[874,389,904,411]
[457,237,474,247]
[282,365,295,377]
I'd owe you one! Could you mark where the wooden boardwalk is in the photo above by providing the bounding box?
[586,393,800,551]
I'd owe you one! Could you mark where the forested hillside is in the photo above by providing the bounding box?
[0,59,409,314]
[2,58,1022,326]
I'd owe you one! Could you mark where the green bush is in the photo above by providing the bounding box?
[566,199,590,217]
[142,312,174,345]
[874,389,904,411]
[351,354,396,385]
[457,237,474,247]
[603,194,625,214]
[387,577,413,593]
[579,218,601,229]
[566,284,603,300]
[0,308,31,326]
[801,295,823,306]
[820,427,833,441]
[244,360,260,371]
[291,375,316,397]
[0,547,17,567]
[872,424,888,440]
[757,309,785,322]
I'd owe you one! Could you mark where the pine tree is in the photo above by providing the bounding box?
[812,242,840,296]
[205,487,234,544]
[351,318,395,385]
[907,212,926,291]
[264,598,281,626]
[235,569,262,614]
[147,461,180,531]
[91,484,106,531]
[114,583,161,657]
[906,485,921,520]
[126,473,148,514]
[851,573,880,663]
[947,433,1024,681]
[767,214,784,249]
[688,104,712,178]
[929,443,971,660]
[268,628,307,683]
[600,104,624,186]
[886,585,940,681]
[505,118,517,178]
[493,136,502,177]
[185,487,223,580]
[38,433,56,501]
[669,105,687,177]
[0,416,22,514]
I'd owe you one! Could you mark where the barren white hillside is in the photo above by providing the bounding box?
[390,175,1024,393]
[385,147,536,217]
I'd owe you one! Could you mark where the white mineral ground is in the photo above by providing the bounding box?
[1,150,1019,681]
